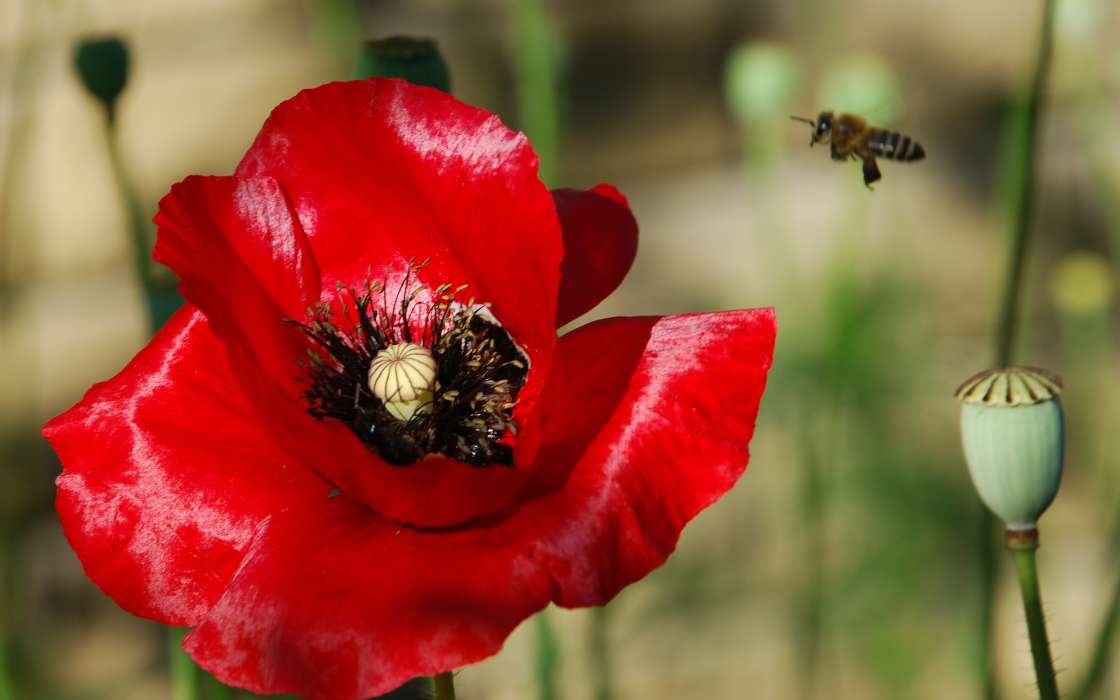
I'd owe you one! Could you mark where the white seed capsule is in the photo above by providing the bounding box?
[955,367,1065,530]
[368,342,437,422]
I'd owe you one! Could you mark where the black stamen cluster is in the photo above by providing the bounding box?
[290,269,528,467]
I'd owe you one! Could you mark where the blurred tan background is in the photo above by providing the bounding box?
[3,0,1120,698]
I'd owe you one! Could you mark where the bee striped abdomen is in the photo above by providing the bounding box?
[868,129,926,162]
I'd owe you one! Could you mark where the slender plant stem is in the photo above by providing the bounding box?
[994,0,1057,367]
[0,533,12,700]
[105,114,156,313]
[1071,97,1120,700]
[1010,541,1059,700]
[168,627,199,700]
[511,0,560,186]
[795,431,825,700]
[1073,564,1120,700]
[202,672,233,700]
[533,612,559,700]
[977,3,1058,699]
[590,606,612,700]
[0,648,9,700]
[977,513,999,700]
[511,4,569,697]
[433,671,456,700]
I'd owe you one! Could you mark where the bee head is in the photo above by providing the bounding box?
[812,111,834,145]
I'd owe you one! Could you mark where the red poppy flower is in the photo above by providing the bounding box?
[43,78,775,699]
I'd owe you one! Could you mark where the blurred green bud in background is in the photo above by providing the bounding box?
[724,41,799,124]
[955,367,1065,532]
[354,36,452,94]
[74,37,130,118]
[1049,251,1114,316]
[817,53,902,125]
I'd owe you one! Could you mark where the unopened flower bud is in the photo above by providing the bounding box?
[955,367,1065,531]
[353,36,451,94]
[74,37,130,116]
[369,342,437,422]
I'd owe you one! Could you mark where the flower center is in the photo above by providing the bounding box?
[368,342,437,422]
[290,267,529,467]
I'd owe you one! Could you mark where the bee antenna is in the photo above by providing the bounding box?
[790,115,816,126]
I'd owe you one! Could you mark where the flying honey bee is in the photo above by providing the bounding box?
[791,111,925,188]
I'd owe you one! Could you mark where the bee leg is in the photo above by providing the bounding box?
[829,143,846,162]
[862,157,882,189]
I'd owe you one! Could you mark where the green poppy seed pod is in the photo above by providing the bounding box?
[955,367,1065,531]
[74,37,130,114]
[353,36,451,94]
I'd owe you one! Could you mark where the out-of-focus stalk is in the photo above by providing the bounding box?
[104,120,163,326]
[511,0,560,186]
[793,433,825,700]
[590,606,612,700]
[1066,75,1120,698]
[977,2,1058,698]
[1058,261,1120,698]
[203,673,233,700]
[509,3,567,697]
[994,0,1057,367]
[0,534,12,700]
[1074,568,1120,700]
[169,628,199,700]
[433,671,456,700]
[533,613,559,700]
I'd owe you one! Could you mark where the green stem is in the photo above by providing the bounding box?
[1009,539,1059,700]
[533,611,559,700]
[103,108,182,330]
[105,113,156,308]
[590,606,612,700]
[511,0,560,186]
[0,649,9,700]
[978,3,1058,698]
[0,534,11,700]
[1072,567,1120,700]
[168,627,199,700]
[513,5,568,695]
[993,0,1056,368]
[977,511,999,700]
[202,672,233,700]
[433,671,456,700]
[794,433,825,700]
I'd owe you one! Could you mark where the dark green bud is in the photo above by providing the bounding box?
[74,37,130,113]
[353,36,451,94]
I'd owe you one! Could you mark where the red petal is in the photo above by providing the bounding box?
[43,306,331,625]
[553,184,639,327]
[183,496,552,700]
[235,79,563,456]
[517,309,776,606]
[153,174,319,399]
[154,174,531,527]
